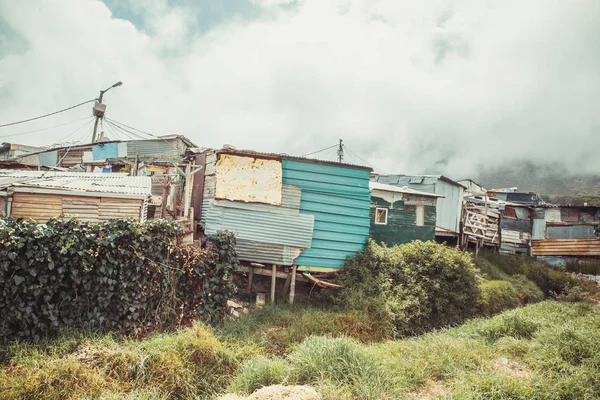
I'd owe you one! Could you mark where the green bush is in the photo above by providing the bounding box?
[478,280,520,316]
[336,240,480,336]
[0,218,239,343]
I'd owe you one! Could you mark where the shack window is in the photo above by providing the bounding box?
[416,205,424,226]
[375,208,388,225]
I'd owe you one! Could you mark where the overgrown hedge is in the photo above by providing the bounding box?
[334,240,480,337]
[0,217,238,343]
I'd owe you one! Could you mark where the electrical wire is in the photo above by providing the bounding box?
[105,117,157,138]
[103,120,125,141]
[344,145,375,168]
[0,99,96,128]
[44,118,96,149]
[105,119,147,140]
[301,144,338,158]
[0,116,92,140]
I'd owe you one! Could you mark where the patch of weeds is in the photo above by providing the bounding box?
[477,312,539,343]
[227,356,289,395]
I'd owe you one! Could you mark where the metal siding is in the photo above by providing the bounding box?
[282,159,371,270]
[532,239,600,256]
[126,138,183,159]
[532,218,546,240]
[433,179,463,233]
[204,204,314,248]
[546,225,596,239]
[213,185,302,215]
[235,238,303,266]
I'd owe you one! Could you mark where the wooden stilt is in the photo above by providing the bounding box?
[247,267,254,294]
[270,264,277,304]
[289,265,297,305]
[282,269,291,297]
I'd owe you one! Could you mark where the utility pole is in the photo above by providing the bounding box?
[337,139,344,163]
[92,81,123,143]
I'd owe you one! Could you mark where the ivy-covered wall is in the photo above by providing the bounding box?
[0,217,238,343]
[369,197,436,246]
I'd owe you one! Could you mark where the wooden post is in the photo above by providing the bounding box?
[289,265,297,305]
[247,267,254,294]
[282,269,291,297]
[270,264,277,304]
[183,161,192,218]
[160,177,170,219]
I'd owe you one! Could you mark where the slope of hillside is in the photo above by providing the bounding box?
[475,160,600,205]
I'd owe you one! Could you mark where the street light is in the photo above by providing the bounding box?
[91,81,123,143]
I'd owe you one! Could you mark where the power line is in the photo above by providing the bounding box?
[301,144,338,158]
[45,118,96,148]
[0,116,92,140]
[0,99,95,128]
[105,119,148,140]
[344,145,375,168]
[105,117,157,138]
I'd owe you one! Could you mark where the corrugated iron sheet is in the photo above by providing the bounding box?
[532,239,600,256]
[204,205,314,248]
[283,159,371,270]
[545,225,596,239]
[126,138,185,159]
[213,185,302,215]
[0,170,151,196]
[235,238,303,265]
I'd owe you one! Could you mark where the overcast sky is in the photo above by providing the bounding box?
[1,0,599,178]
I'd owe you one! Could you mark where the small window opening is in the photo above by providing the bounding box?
[375,208,388,225]
[416,205,424,226]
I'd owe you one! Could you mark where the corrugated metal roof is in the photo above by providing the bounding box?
[283,159,371,270]
[0,170,151,196]
[369,181,443,198]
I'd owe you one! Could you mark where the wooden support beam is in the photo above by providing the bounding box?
[238,265,308,282]
[289,265,297,305]
[247,267,254,294]
[270,264,277,304]
[282,270,291,297]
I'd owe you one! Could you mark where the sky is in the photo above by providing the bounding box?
[0,0,599,178]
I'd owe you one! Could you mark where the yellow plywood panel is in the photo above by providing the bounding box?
[215,154,282,205]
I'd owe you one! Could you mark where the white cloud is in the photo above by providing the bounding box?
[0,0,599,178]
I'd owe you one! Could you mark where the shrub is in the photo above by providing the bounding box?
[0,217,239,343]
[336,240,480,336]
[478,280,520,316]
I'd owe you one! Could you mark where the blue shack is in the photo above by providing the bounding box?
[194,149,372,272]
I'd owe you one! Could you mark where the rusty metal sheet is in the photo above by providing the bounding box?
[531,239,600,256]
[215,154,282,205]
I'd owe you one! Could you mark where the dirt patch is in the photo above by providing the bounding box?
[220,385,321,400]
[411,379,449,400]
[492,357,533,379]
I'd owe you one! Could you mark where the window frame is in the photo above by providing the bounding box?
[375,207,388,225]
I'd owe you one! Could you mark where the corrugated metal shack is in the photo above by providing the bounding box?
[0,170,151,223]
[531,205,600,266]
[372,174,465,243]
[369,181,442,246]
[194,149,372,272]
[1,136,198,220]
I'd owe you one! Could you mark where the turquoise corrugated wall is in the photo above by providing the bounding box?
[282,159,371,270]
